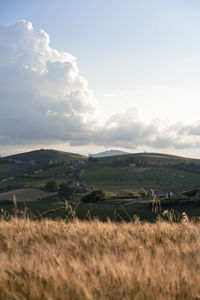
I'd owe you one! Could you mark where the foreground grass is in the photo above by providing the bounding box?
[0,218,200,299]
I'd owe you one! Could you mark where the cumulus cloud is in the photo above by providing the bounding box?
[0,20,98,146]
[94,113,200,150]
[1,20,200,152]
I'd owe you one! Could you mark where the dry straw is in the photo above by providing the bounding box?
[0,216,199,299]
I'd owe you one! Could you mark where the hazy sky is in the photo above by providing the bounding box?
[1,0,200,157]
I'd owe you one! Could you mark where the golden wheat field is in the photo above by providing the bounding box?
[0,217,200,300]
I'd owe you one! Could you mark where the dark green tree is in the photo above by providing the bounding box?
[45,181,58,192]
[139,188,148,199]
[88,156,98,164]
[58,183,75,200]
[81,190,106,203]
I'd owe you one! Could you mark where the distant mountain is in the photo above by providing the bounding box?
[89,150,129,158]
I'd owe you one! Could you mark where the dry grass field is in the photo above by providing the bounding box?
[0,217,200,299]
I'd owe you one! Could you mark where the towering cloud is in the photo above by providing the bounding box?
[0,20,98,146]
[0,20,200,152]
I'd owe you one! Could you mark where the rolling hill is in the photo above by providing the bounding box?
[84,152,200,192]
[1,149,200,221]
[3,149,200,166]
[0,149,88,191]
[0,149,200,193]
[4,149,87,163]
[97,152,200,166]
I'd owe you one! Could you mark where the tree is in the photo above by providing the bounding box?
[81,190,106,203]
[45,181,58,192]
[139,188,148,199]
[58,183,75,200]
[182,188,200,197]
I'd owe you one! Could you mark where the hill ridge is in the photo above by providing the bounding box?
[3,149,87,162]
[2,149,200,162]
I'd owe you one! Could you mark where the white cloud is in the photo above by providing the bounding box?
[94,113,200,150]
[1,20,200,154]
[0,20,99,145]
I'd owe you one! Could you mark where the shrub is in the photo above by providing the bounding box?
[81,190,106,203]
[58,183,75,200]
[139,188,148,199]
[45,181,58,192]
[182,188,200,197]
[116,190,140,199]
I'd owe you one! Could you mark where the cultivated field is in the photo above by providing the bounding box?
[0,188,55,202]
[1,150,200,192]
[0,217,200,299]
[83,165,200,191]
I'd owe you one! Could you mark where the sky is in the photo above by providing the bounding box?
[1,0,200,157]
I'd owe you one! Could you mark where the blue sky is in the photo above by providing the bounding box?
[2,0,200,90]
[1,1,200,156]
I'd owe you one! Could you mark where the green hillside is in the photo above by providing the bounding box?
[83,165,200,192]
[5,149,87,163]
[98,152,200,166]
[83,152,200,192]
[0,150,200,193]
[0,150,200,221]
[0,149,87,191]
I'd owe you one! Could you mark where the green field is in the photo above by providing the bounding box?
[2,195,200,222]
[83,165,200,191]
[0,163,41,179]
[32,165,71,178]
[0,176,69,190]
[0,188,56,202]
[1,149,200,222]
[1,150,200,193]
